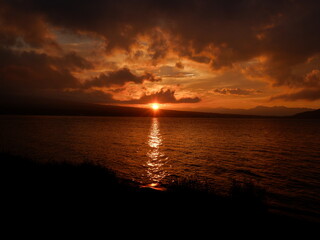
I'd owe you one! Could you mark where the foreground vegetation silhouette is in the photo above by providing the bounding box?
[1,153,317,229]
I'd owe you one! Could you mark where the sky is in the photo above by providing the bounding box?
[0,0,320,111]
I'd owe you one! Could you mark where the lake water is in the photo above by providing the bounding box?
[1,115,320,220]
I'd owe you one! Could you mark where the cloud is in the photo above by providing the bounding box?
[212,88,262,96]
[0,45,161,103]
[1,0,320,104]
[175,61,184,69]
[123,89,201,104]
[156,65,194,78]
[83,68,161,88]
[0,47,92,92]
[48,89,117,104]
[302,69,320,88]
[10,1,317,78]
[0,1,286,56]
[147,29,169,63]
[41,88,201,105]
[270,89,320,101]
[270,69,320,101]
[0,1,58,48]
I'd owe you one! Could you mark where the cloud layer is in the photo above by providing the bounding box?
[82,68,161,89]
[124,89,201,104]
[212,88,262,96]
[1,0,319,106]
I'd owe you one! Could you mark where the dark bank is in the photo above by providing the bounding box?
[1,153,318,230]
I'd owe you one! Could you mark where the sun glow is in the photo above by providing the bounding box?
[151,103,159,110]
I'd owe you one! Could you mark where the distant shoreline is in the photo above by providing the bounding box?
[1,113,319,119]
[0,113,279,118]
[1,96,319,118]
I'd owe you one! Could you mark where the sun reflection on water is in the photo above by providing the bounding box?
[144,118,168,190]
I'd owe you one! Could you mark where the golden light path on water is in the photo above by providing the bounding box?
[144,118,168,190]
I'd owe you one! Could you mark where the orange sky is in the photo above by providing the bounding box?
[0,0,319,111]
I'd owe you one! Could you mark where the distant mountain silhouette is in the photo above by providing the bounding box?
[200,106,315,116]
[2,95,317,118]
[0,95,152,117]
[293,109,320,118]
[0,95,266,118]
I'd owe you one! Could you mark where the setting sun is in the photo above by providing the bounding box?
[151,103,159,110]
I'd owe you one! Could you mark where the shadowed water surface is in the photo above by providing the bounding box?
[0,115,319,220]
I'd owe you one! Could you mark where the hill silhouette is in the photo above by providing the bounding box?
[204,105,314,116]
[1,95,318,118]
[1,152,317,229]
[0,95,266,118]
[293,109,320,118]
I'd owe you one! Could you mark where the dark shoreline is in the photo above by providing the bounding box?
[1,153,318,229]
[2,96,319,118]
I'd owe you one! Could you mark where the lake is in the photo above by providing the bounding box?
[1,115,319,220]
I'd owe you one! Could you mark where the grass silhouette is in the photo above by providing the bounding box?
[1,153,317,229]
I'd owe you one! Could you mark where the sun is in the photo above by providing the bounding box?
[151,103,159,110]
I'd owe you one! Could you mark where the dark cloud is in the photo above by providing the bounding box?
[61,52,93,70]
[0,47,92,92]
[48,89,117,104]
[124,89,201,104]
[1,0,320,103]
[0,45,162,103]
[270,69,320,101]
[175,61,184,69]
[212,88,262,96]
[0,1,289,55]
[6,1,317,75]
[0,47,163,103]
[301,70,320,88]
[83,68,161,88]
[270,89,320,101]
[156,65,193,78]
[44,88,200,105]
[0,0,59,49]
[147,29,169,63]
